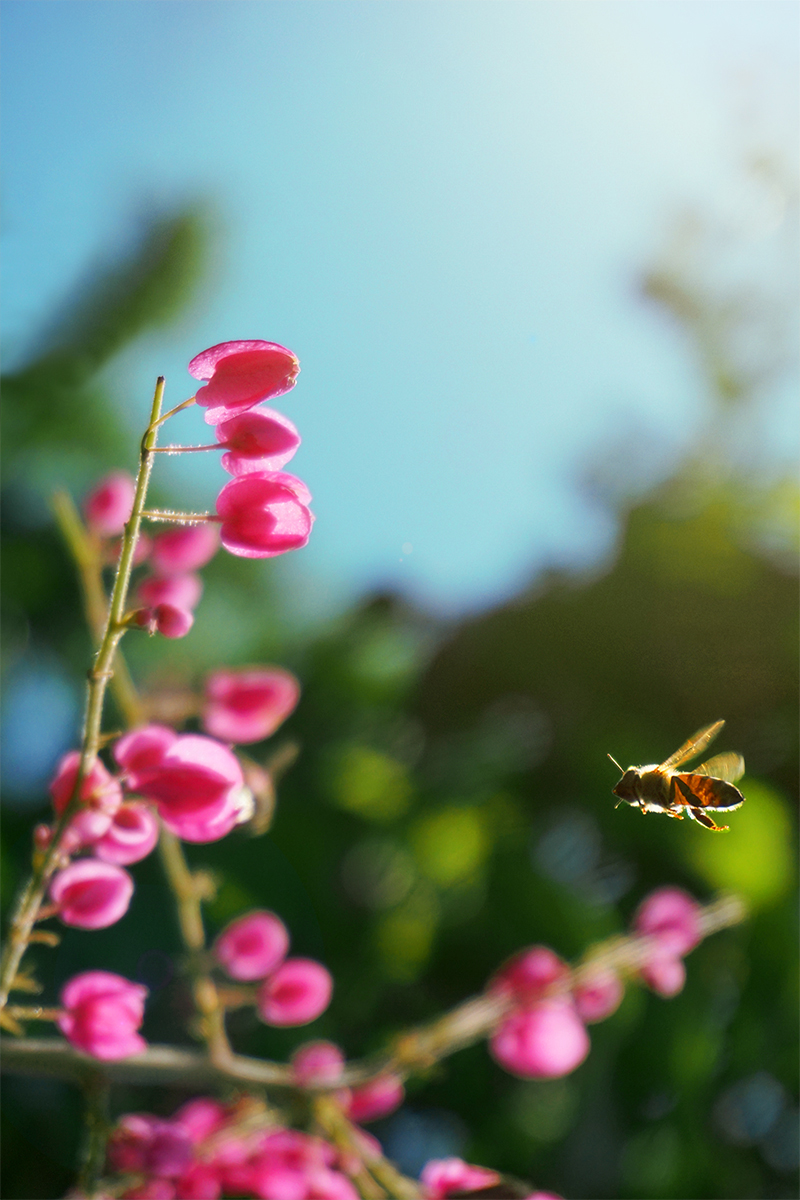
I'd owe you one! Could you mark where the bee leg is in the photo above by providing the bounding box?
[663,809,684,819]
[689,807,728,832]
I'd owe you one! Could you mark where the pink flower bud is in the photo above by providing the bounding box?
[202,667,300,744]
[138,573,203,611]
[347,1074,404,1123]
[213,910,289,981]
[114,728,243,826]
[94,802,160,865]
[291,1040,346,1087]
[639,954,686,998]
[49,751,123,847]
[172,1097,227,1143]
[633,887,702,957]
[215,472,313,559]
[189,341,299,426]
[572,968,624,1023]
[490,1000,590,1079]
[150,526,220,576]
[50,859,134,929]
[216,406,301,476]
[256,958,333,1027]
[57,970,147,1060]
[153,604,195,640]
[159,783,253,844]
[84,471,136,536]
[420,1158,501,1199]
[489,945,570,1005]
[174,1163,222,1199]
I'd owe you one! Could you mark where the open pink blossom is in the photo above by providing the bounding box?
[57,970,147,1060]
[291,1041,346,1087]
[216,406,301,476]
[256,958,332,1027]
[490,1000,590,1079]
[50,859,134,929]
[138,573,203,611]
[489,945,570,1006]
[213,910,289,981]
[94,802,160,865]
[203,667,300,744]
[347,1074,404,1123]
[633,887,702,957]
[189,340,299,426]
[420,1158,501,1199]
[84,471,136,536]
[49,751,123,847]
[216,472,313,559]
[114,727,243,826]
[160,782,253,844]
[150,526,220,576]
[573,967,625,1023]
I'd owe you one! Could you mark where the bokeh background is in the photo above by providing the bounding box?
[1,3,798,1198]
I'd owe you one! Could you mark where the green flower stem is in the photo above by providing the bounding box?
[75,1073,112,1199]
[0,378,165,1011]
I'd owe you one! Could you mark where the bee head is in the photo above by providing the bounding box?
[612,769,641,805]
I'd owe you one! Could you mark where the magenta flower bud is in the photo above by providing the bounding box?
[57,970,147,1060]
[216,471,313,559]
[347,1074,405,1123]
[202,667,300,745]
[216,406,301,476]
[489,945,570,1006]
[573,968,624,1023]
[256,958,333,1027]
[153,604,195,640]
[49,751,123,847]
[50,859,134,929]
[490,1000,590,1079]
[639,954,686,998]
[420,1158,501,1199]
[94,802,159,865]
[174,1163,222,1199]
[188,340,299,426]
[172,1097,227,1143]
[150,525,220,576]
[138,573,203,611]
[213,910,289,981]
[83,471,136,536]
[114,728,244,825]
[291,1040,346,1087]
[107,1114,163,1173]
[160,783,253,844]
[633,887,702,957]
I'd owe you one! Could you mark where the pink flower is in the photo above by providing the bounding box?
[94,802,160,865]
[490,1000,590,1079]
[202,667,300,744]
[291,1041,346,1087]
[49,751,123,847]
[50,859,134,929]
[172,1097,227,1143]
[114,727,244,827]
[421,1158,501,1199]
[216,472,313,559]
[108,1114,194,1178]
[57,970,147,1060]
[174,1164,222,1199]
[573,967,624,1023]
[256,958,333,1027]
[150,526,220,576]
[489,945,570,1005]
[138,573,203,611]
[84,471,136,536]
[346,1074,404,1123]
[633,887,702,957]
[134,604,195,640]
[639,955,686,998]
[216,406,301,476]
[213,910,289,981]
[188,341,299,426]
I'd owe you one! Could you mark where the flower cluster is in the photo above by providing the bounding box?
[213,912,333,1028]
[487,887,702,1080]
[288,1039,405,1125]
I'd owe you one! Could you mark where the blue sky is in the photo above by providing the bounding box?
[2,1,798,616]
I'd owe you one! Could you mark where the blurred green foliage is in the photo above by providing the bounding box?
[1,210,797,1199]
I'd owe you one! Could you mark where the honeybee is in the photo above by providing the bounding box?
[609,720,745,832]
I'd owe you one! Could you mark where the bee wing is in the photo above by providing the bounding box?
[659,720,725,772]
[671,773,746,812]
[693,752,745,783]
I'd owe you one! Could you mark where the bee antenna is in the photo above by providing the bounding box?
[607,753,624,773]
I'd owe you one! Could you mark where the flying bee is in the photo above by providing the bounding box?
[609,720,745,832]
